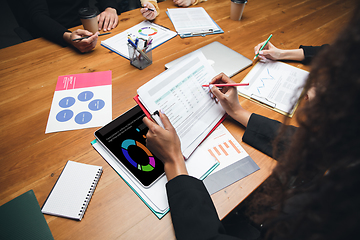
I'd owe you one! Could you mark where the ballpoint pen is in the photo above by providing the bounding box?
[72,32,111,41]
[202,83,249,87]
[253,34,273,60]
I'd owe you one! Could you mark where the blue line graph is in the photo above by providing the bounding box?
[257,68,275,94]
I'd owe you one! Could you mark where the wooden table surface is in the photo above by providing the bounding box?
[0,0,356,239]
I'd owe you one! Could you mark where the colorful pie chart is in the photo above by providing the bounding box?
[121,139,155,172]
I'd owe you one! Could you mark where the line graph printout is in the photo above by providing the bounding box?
[137,51,225,159]
[238,61,309,116]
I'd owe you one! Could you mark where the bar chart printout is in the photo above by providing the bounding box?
[203,124,251,174]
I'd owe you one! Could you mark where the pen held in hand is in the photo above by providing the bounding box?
[72,32,111,41]
[253,34,273,60]
[202,83,249,87]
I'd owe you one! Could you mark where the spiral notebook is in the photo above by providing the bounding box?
[41,161,102,220]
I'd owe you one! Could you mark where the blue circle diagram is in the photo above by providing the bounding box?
[88,99,105,111]
[56,110,74,122]
[59,97,75,108]
[78,91,94,102]
[75,111,92,124]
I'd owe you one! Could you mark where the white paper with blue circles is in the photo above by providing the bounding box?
[45,71,112,133]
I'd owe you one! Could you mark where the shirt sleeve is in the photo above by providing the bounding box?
[242,114,297,158]
[97,0,121,15]
[166,175,240,240]
[299,44,329,65]
[25,0,70,47]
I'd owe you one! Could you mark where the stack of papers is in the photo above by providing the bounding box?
[167,7,224,38]
[136,51,226,159]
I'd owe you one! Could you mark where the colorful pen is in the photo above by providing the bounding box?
[253,34,273,60]
[72,32,111,41]
[202,83,249,87]
[127,39,151,62]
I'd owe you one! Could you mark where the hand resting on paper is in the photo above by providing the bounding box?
[143,112,188,181]
[209,73,252,127]
[254,41,305,62]
[64,29,99,53]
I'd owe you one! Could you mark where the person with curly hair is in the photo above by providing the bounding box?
[142,2,360,239]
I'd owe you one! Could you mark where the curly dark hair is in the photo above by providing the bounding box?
[249,3,360,240]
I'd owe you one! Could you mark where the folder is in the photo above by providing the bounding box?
[166,7,224,38]
[0,190,54,240]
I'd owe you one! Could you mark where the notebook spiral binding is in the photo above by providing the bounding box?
[78,168,103,219]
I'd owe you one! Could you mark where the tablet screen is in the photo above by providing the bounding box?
[95,105,164,187]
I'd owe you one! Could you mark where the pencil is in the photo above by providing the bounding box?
[202,83,249,87]
[72,32,111,41]
[253,34,273,60]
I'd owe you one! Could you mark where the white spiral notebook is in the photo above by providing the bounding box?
[41,161,102,220]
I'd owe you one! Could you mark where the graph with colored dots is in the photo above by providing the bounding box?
[45,71,112,133]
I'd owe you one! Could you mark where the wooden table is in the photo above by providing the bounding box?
[0,0,356,239]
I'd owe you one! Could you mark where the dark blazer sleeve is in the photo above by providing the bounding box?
[242,114,297,158]
[166,175,240,240]
[299,44,329,64]
[24,0,70,47]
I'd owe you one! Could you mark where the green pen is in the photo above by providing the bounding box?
[253,34,273,60]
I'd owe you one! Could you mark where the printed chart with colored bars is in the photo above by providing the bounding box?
[45,71,112,133]
[202,124,250,174]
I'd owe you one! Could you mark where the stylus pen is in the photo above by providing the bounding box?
[146,8,155,11]
[253,34,273,60]
[152,110,165,129]
[202,83,249,87]
[72,32,111,41]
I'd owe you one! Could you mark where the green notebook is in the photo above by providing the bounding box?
[0,190,54,240]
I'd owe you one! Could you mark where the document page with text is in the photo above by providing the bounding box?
[137,51,225,159]
[238,60,309,116]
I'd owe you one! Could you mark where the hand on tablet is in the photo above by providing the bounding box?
[143,111,188,180]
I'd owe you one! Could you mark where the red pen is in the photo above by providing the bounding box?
[202,83,249,87]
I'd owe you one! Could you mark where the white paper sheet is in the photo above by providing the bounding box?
[137,51,225,159]
[238,60,309,116]
[101,20,177,59]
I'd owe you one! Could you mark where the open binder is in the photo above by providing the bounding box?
[166,7,224,38]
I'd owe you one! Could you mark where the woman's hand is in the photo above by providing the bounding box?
[64,29,99,53]
[254,41,305,62]
[143,111,188,180]
[140,3,157,20]
[209,73,251,127]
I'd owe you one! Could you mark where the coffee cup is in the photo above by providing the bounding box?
[230,0,247,21]
[79,7,98,34]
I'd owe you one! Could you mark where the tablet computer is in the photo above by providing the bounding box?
[94,105,164,188]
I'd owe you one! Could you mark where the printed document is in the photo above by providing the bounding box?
[137,51,225,159]
[238,60,309,116]
[167,7,222,37]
